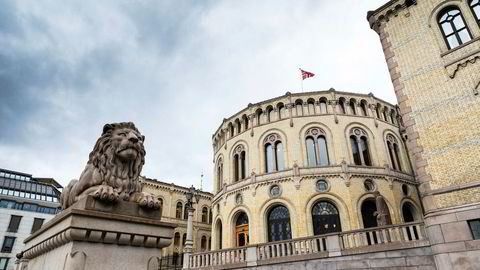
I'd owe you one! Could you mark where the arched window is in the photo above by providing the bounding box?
[361,199,378,228]
[360,101,368,116]
[402,202,417,223]
[390,110,396,124]
[338,98,346,114]
[307,99,315,115]
[305,127,329,166]
[184,205,188,220]
[267,205,292,242]
[312,201,341,235]
[209,210,212,224]
[350,128,372,166]
[471,0,480,22]
[295,99,303,116]
[215,220,223,249]
[386,134,402,171]
[266,106,275,122]
[438,6,472,49]
[264,134,284,173]
[233,145,246,182]
[319,99,328,114]
[208,237,211,250]
[242,115,249,130]
[277,103,286,119]
[182,233,187,246]
[383,108,389,122]
[235,212,249,247]
[229,123,234,138]
[174,232,180,246]
[375,104,381,119]
[235,119,241,134]
[216,159,223,191]
[201,236,207,251]
[349,99,356,115]
[176,202,183,219]
[256,109,264,126]
[202,207,208,223]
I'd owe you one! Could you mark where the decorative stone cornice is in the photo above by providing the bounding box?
[367,0,416,33]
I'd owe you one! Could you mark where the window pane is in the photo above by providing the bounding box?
[276,142,284,171]
[265,144,273,173]
[318,136,329,165]
[474,6,480,20]
[447,35,460,48]
[306,138,317,166]
[360,137,372,166]
[387,142,397,170]
[453,15,465,29]
[441,22,453,35]
[320,102,327,114]
[458,29,471,43]
[394,144,403,171]
[351,137,361,165]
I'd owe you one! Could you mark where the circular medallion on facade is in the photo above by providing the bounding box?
[235,193,243,205]
[364,179,376,192]
[315,179,329,192]
[269,184,282,197]
[269,135,276,142]
[354,129,361,135]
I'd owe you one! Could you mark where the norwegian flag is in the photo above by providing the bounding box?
[299,68,315,80]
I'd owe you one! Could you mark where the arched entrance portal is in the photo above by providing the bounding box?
[312,201,341,235]
[361,199,378,228]
[235,212,249,246]
[402,202,417,222]
[215,220,223,249]
[267,205,292,242]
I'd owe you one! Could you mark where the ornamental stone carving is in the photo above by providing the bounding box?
[234,144,245,154]
[60,122,161,210]
[373,191,392,226]
[264,133,281,144]
[305,127,325,137]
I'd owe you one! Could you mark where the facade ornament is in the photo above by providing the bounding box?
[250,171,256,182]
[340,159,351,187]
[292,162,300,176]
[373,191,392,226]
[60,122,161,210]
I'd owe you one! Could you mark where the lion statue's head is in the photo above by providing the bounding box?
[88,122,146,194]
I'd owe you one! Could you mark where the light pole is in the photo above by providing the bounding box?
[183,185,200,268]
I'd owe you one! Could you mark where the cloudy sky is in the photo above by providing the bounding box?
[0,0,394,192]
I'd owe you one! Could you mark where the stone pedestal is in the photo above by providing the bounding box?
[17,196,176,270]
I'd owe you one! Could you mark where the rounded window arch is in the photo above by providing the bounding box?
[437,6,472,49]
[338,97,347,114]
[201,235,207,251]
[174,232,180,246]
[267,205,292,242]
[349,99,357,115]
[228,123,234,138]
[255,108,264,126]
[232,145,247,182]
[386,134,403,171]
[360,100,368,116]
[402,202,419,223]
[471,0,480,22]
[176,202,183,219]
[319,98,328,114]
[307,98,316,115]
[158,197,164,217]
[266,106,275,122]
[349,128,372,166]
[311,201,341,235]
[242,114,249,130]
[295,99,304,116]
[264,133,285,173]
[277,102,286,119]
[215,219,223,250]
[305,127,329,166]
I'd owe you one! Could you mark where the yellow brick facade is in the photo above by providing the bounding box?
[368,0,480,212]
[210,90,422,250]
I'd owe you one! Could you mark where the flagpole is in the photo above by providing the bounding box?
[299,68,303,92]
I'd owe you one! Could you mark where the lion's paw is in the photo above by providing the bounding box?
[93,185,119,203]
[137,192,161,209]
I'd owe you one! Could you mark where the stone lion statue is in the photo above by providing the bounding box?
[60,122,160,209]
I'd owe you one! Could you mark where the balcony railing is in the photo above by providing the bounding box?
[184,222,428,269]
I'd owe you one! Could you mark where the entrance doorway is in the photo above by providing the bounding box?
[235,212,249,246]
[312,201,341,235]
[361,199,378,228]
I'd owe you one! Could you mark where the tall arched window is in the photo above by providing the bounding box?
[182,233,187,246]
[383,108,389,122]
[176,202,183,219]
[312,201,341,235]
[233,145,246,182]
[264,134,284,173]
[256,109,264,126]
[201,236,207,251]
[158,198,163,217]
[305,127,329,166]
[267,205,292,242]
[235,119,241,134]
[202,207,208,223]
[277,103,286,119]
[242,115,249,130]
[266,106,274,122]
[215,220,223,249]
[438,6,472,49]
[349,99,356,115]
[295,99,303,116]
[229,123,234,138]
[390,110,396,124]
[375,104,381,119]
[216,159,223,191]
[184,205,188,220]
[360,101,368,116]
[319,98,328,114]
[174,232,180,246]
[338,98,346,114]
[350,128,372,166]
[386,134,402,171]
[471,0,480,22]
[307,99,315,115]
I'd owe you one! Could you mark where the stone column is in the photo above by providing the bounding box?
[183,206,195,269]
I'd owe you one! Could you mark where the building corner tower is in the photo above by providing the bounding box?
[368,0,480,269]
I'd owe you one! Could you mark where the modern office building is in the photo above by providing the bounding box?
[0,169,62,270]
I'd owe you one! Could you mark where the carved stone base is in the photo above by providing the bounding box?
[17,196,176,270]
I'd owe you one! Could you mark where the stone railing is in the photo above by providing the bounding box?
[184,222,428,269]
